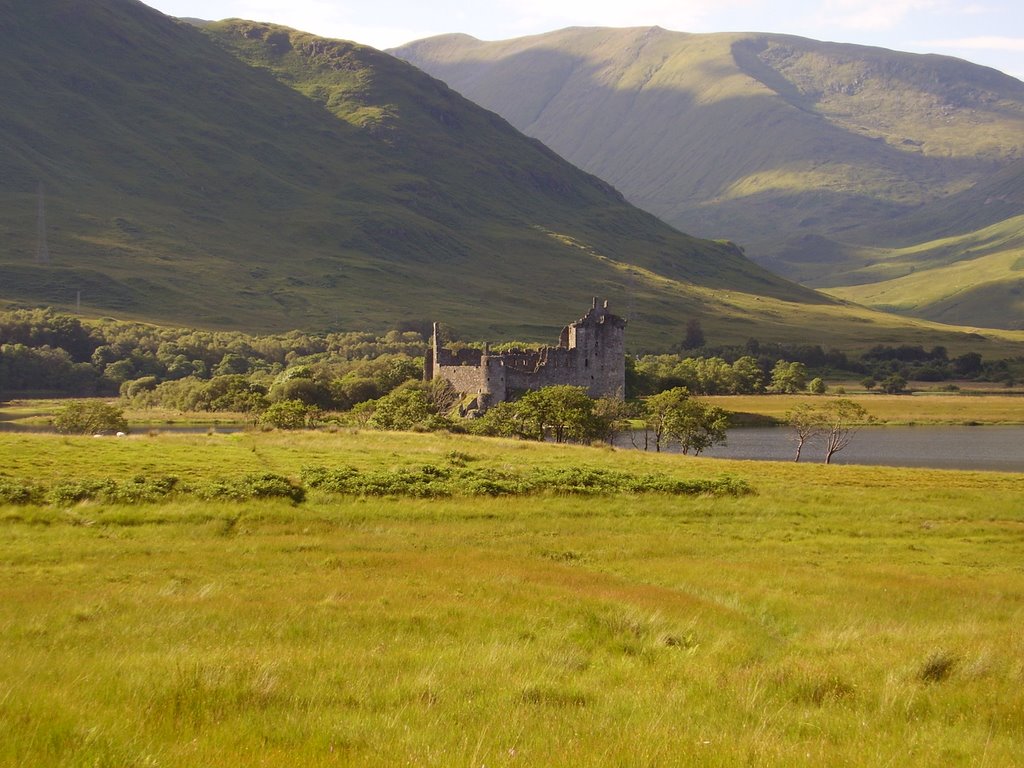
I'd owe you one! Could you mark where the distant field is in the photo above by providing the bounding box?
[0,399,251,428]
[1,430,1022,766]
[707,392,1024,425]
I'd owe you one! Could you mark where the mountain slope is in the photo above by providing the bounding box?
[823,214,1024,329]
[1,2,1021,353]
[392,28,1024,288]
[773,161,1024,329]
[0,0,822,347]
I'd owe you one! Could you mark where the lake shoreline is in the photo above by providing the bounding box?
[618,424,1024,473]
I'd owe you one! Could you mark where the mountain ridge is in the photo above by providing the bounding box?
[0,0,818,349]
[393,26,1024,328]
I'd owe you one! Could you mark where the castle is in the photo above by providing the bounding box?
[425,299,626,412]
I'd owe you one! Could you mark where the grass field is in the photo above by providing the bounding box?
[1,430,1022,766]
[706,392,1024,425]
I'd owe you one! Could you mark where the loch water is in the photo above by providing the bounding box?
[621,425,1024,473]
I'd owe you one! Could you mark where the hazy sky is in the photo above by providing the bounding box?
[142,0,1024,81]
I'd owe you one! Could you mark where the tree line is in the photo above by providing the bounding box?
[4,309,1020,411]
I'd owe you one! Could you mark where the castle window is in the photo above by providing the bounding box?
[584,358,589,368]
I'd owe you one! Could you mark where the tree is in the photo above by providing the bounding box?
[269,377,334,409]
[682,319,705,350]
[666,398,730,455]
[642,387,729,454]
[880,374,908,394]
[953,352,983,377]
[213,353,251,376]
[808,377,827,395]
[53,400,128,435]
[368,387,434,431]
[785,403,823,462]
[643,387,690,452]
[820,399,869,464]
[259,399,312,430]
[204,375,269,413]
[767,361,808,394]
[784,399,868,463]
[515,386,597,443]
[427,379,461,416]
[590,397,634,444]
[731,356,765,394]
[469,400,529,439]
[331,377,380,410]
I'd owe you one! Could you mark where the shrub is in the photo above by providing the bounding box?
[301,465,752,499]
[44,476,182,506]
[53,400,128,435]
[48,479,119,506]
[259,399,311,430]
[920,652,958,683]
[107,475,180,504]
[194,473,305,503]
[0,479,44,505]
[880,374,909,394]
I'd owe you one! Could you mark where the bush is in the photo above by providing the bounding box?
[302,465,454,498]
[0,479,45,505]
[920,651,958,683]
[46,475,181,506]
[301,465,752,499]
[259,399,312,430]
[107,475,181,504]
[47,479,119,506]
[53,400,128,435]
[880,374,909,394]
[193,473,305,503]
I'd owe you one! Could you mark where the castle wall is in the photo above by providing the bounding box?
[429,300,626,410]
[435,347,484,367]
[435,363,489,396]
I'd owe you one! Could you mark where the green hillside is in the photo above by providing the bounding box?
[1,2,1022,353]
[823,215,1024,329]
[774,162,1024,329]
[0,0,814,347]
[393,27,1024,323]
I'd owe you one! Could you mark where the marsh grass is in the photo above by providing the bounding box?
[0,431,1022,765]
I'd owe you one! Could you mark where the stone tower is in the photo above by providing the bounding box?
[563,298,627,399]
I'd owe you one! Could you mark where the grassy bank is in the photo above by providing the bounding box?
[0,399,252,429]
[0,431,1022,766]
[708,393,1024,425]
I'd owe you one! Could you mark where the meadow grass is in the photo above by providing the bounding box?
[0,430,1022,766]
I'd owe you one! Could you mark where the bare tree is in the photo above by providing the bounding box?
[821,399,869,464]
[785,403,823,462]
[786,399,869,463]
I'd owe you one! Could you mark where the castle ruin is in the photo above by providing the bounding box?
[425,298,626,412]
